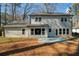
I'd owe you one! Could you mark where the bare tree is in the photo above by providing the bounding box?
[0,4,2,36]
[4,3,7,25]
[22,3,32,20]
[11,3,14,21]
[43,3,57,13]
[11,3,21,21]
[0,4,1,26]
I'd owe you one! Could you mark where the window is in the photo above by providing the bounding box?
[61,18,63,22]
[65,18,67,22]
[35,17,38,21]
[39,17,41,21]
[59,29,62,34]
[42,28,45,35]
[35,28,41,35]
[56,29,58,35]
[63,29,65,34]
[35,17,41,22]
[67,29,69,34]
[22,29,25,35]
[49,28,51,32]
[31,29,34,35]
[61,18,67,22]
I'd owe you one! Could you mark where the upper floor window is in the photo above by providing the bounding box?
[61,18,67,22]
[35,17,41,22]
[61,18,63,22]
[35,17,38,21]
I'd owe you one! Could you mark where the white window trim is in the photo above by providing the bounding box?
[35,17,42,22]
[61,17,67,22]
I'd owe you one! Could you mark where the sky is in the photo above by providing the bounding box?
[30,3,72,13]
[1,3,72,14]
[55,3,72,13]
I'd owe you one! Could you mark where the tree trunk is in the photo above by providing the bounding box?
[4,4,7,25]
[0,4,1,27]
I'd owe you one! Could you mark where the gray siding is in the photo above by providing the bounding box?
[31,15,72,37]
[4,28,29,37]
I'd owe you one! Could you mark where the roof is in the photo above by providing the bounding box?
[3,20,29,28]
[3,24,49,28]
[30,13,73,16]
[8,20,28,24]
[3,23,27,28]
[27,24,49,27]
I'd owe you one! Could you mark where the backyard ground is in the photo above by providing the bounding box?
[0,37,79,56]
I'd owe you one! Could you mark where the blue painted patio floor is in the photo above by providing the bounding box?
[39,37,65,43]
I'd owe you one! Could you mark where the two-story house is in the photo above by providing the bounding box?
[3,13,73,38]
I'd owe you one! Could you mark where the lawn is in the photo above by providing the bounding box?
[0,37,37,44]
[0,36,79,56]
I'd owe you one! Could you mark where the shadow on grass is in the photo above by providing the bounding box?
[66,36,79,56]
[0,36,79,56]
[0,41,64,56]
[67,42,79,56]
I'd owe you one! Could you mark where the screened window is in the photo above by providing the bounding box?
[22,29,25,35]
